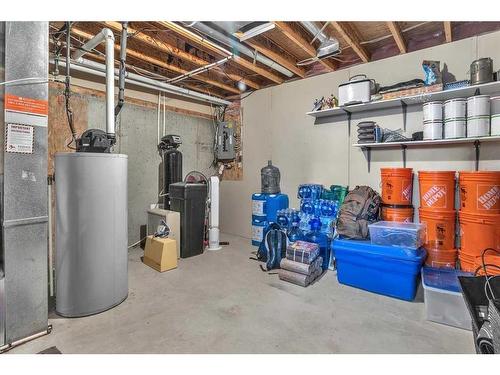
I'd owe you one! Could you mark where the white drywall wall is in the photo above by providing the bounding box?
[221,30,500,239]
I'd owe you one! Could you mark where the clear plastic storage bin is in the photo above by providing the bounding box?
[422,267,472,330]
[368,221,426,249]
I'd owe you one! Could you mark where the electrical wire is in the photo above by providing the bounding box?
[0,77,49,86]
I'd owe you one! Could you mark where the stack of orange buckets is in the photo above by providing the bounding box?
[380,168,414,222]
[418,171,457,268]
[458,171,500,275]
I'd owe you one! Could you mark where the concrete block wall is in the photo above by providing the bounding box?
[86,96,215,244]
[221,30,500,239]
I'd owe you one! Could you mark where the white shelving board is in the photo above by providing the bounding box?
[352,135,500,148]
[306,80,500,120]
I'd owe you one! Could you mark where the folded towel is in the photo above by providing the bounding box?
[278,267,323,287]
[280,256,323,276]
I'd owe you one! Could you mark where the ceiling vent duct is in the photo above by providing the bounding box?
[300,21,340,59]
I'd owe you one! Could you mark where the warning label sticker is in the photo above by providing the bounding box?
[4,94,48,116]
[5,123,34,154]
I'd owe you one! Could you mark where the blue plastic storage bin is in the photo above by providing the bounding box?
[333,238,426,301]
[266,193,289,223]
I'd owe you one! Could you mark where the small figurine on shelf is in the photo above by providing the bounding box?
[323,94,338,109]
[312,97,325,111]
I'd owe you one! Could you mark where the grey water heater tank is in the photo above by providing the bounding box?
[55,153,128,317]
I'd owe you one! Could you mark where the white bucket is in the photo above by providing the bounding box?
[467,117,490,137]
[444,98,467,120]
[491,96,500,136]
[423,101,443,122]
[423,121,443,140]
[444,119,466,139]
[467,95,490,117]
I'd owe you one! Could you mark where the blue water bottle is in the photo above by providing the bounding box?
[305,217,330,271]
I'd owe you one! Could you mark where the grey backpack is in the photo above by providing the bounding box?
[336,186,381,240]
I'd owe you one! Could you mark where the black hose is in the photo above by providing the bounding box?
[114,21,128,119]
[64,21,77,148]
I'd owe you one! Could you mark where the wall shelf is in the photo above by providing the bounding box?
[353,135,500,172]
[306,80,500,121]
[352,135,500,148]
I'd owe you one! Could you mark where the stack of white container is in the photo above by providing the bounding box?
[422,94,500,140]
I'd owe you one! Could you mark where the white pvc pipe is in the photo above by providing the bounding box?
[207,176,222,251]
[72,28,116,136]
[52,58,231,106]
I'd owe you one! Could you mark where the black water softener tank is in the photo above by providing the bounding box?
[158,135,183,208]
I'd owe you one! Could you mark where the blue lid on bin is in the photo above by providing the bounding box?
[422,267,472,293]
[333,238,426,262]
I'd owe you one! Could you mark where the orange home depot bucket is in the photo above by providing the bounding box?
[459,253,475,272]
[418,171,456,210]
[381,205,414,222]
[419,208,456,250]
[458,211,500,256]
[425,248,457,268]
[459,171,500,213]
[380,168,413,205]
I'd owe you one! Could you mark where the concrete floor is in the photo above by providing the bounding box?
[10,233,474,354]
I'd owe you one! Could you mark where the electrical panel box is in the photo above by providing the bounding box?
[216,121,236,161]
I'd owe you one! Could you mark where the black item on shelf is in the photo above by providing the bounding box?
[169,182,207,258]
[378,79,425,94]
[412,131,424,141]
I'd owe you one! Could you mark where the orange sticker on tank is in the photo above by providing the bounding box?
[4,94,48,116]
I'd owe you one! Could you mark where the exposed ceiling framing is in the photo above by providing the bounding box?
[49,21,500,104]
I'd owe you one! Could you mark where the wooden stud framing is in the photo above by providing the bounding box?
[331,22,370,63]
[274,21,336,71]
[444,22,453,43]
[386,22,407,54]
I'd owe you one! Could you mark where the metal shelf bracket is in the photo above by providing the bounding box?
[401,144,407,168]
[474,140,480,171]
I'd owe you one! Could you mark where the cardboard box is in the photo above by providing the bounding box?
[143,236,178,272]
[147,208,181,258]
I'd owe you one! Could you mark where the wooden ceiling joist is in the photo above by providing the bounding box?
[386,21,407,54]
[155,21,283,85]
[243,39,305,78]
[331,22,370,63]
[71,26,241,95]
[273,21,336,71]
[444,22,453,43]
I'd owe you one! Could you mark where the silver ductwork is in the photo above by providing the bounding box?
[189,22,294,78]
[300,21,340,59]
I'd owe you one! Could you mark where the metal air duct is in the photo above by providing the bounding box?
[300,21,340,59]
[189,22,294,78]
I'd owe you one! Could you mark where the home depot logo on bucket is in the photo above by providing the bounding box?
[477,185,500,210]
[422,185,447,208]
[402,181,412,202]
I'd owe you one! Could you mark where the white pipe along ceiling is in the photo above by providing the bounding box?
[52,58,231,106]
[72,28,116,135]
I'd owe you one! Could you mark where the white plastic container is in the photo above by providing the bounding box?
[422,267,472,331]
[491,96,500,135]
[444,119,466,139]
[467,95,490,117]
[444,98,467,120]
[423,101,443,122]
[467,117,490,137]
[423,121,443,140]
